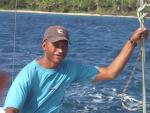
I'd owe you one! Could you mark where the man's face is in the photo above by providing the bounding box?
[42,40,68,64]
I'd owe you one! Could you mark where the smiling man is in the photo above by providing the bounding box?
[3,26,148,113]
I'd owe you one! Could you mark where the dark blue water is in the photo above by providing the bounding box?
[0,12,150,113]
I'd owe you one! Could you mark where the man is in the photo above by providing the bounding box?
[3,26,148,113]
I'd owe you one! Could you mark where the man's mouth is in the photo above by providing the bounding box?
[54,54,64,58]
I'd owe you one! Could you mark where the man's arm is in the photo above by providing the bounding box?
[96,28,148,81]
[4,68,30,113]
[5,107,19,113]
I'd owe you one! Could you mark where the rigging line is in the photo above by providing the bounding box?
[120,48,142,111]
[121,50,141,95]
[12,0,17,82]
[137,2,150,112]
[120,0,149,112]
[139,0,147,113]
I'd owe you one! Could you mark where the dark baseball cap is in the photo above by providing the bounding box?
[43,26,69,42]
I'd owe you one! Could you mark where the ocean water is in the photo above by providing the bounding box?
[0,12,150,113]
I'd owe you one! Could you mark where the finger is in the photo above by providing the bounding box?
[140,30,148,40]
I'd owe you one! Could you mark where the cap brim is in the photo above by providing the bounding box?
[48,37,68,43]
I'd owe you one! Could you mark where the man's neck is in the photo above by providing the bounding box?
[37,57,59,69]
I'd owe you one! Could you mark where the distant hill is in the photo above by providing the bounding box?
[0,0,150,16]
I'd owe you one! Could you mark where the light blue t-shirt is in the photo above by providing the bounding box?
[4,60,99,113]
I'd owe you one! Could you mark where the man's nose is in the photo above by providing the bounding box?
[57,48,63,53]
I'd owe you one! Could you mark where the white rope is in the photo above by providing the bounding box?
[120,1,149,112]
[12,0,17,82]
[138,0,148,113]
[141,41,147,113]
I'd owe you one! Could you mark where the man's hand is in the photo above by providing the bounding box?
[130,28,148,44]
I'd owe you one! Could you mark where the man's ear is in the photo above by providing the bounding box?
[41,41,47,51]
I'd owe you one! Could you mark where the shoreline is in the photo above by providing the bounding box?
[0,9,138,18]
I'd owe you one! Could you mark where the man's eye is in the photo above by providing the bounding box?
[53,43,59,47]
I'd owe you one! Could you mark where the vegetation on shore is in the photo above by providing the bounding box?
[0,0,150,16]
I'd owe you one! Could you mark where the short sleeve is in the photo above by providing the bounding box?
[3,68,31,110]
[68,61,99,82]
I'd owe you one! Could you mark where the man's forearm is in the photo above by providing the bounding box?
[95,28,148,81]
[107,40,135,79]
[96,40,135,81]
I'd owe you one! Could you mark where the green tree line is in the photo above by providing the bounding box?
[0,0,150,16]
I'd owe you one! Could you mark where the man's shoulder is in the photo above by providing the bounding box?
[23,60,37,70]
[18,60,37,75]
